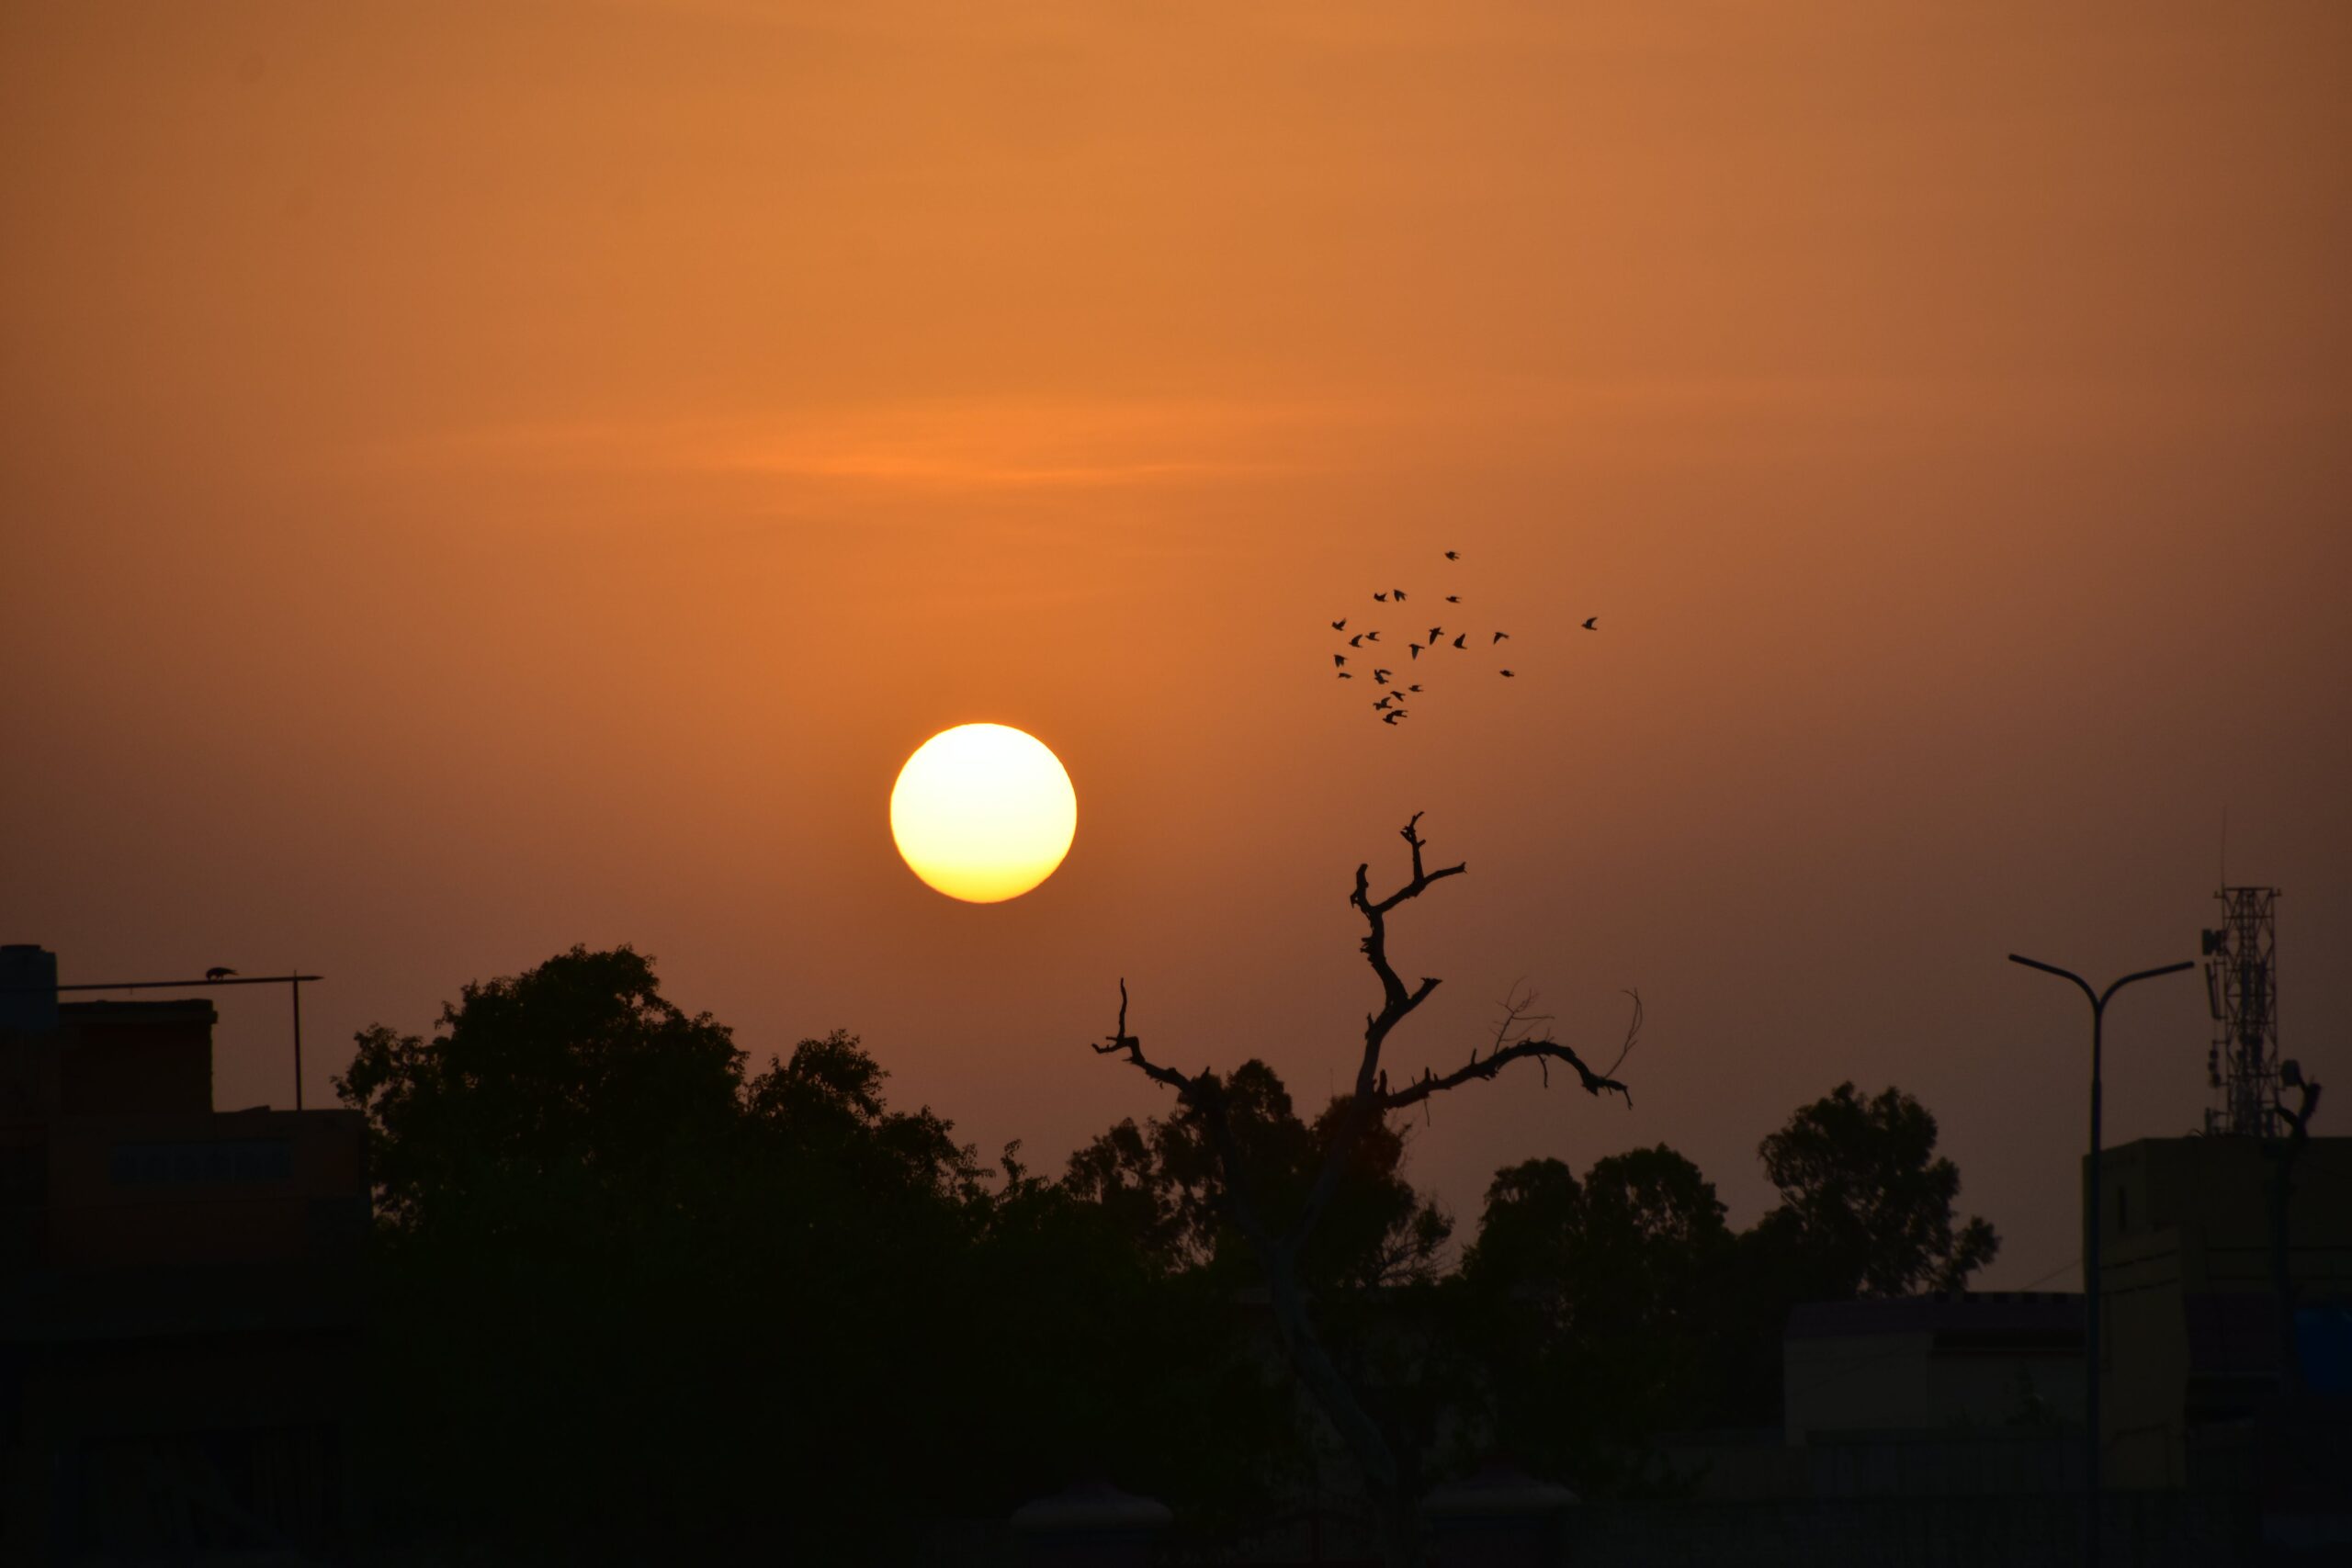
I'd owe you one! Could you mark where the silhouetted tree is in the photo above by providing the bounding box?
[1460,1146,1735,1489]
[1085,816,1635,1568]
[1754,1080,1999,1299]
[339,944,746,1228]
[1066,1058,1453,1289]
[336,947,1283,1563]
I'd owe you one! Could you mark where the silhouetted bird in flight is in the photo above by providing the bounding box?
[1363,630,1380,641]
[1444,550,1460,560]
[1337,671,1353,680]
[1349,633,1365,647]
[1499,669,1515,678]
[1406,683,1422,693]
[1492,631,1510,643]
[1383,708,1408,724]
[1445,594,1460,603]
[1374,694,1396,709]
[1373,668,1393,684]
[1331,618,1347,631]
[1374,592,1389,602]
[1451,634,1466,649]
[1408,644,1423,660]
[205,966,237,981]
[1582,616,1599,630]
[1333,654,1347,667]
[1393,588,1408,601]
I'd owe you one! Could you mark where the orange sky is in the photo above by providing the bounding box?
[6,1,2347,1292]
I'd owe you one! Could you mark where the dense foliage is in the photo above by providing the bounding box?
[338,947,1998,1558]
[337,947,1285,1563]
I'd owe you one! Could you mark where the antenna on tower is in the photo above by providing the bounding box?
[2201,885,2281,1136]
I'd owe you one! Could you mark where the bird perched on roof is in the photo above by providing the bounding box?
[205,966,238,981]
[1582,616,1599,630]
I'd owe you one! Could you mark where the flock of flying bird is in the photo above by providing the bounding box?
[1329,549,1597,726]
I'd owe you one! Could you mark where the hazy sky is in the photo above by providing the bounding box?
[6,2,2347,1292]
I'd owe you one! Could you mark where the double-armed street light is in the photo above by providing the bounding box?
[2007,953,2195,1568]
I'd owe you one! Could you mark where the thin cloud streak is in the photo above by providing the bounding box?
[347,371,2331,502]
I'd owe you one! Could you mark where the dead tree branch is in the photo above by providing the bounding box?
[1084,816,1636,1566]
[1086,978,1279,1252]
[1088,977,1196,1098]
[1382,990,1638,1111]
[1293,813,1465,1251]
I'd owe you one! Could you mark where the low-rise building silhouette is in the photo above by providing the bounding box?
[0,943,368,1563]
[2095,1133,2352,1529]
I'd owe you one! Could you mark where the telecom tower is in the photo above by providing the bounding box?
[2201,886,2282,1136]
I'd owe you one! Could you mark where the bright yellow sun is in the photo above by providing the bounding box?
[889,724,1077,903]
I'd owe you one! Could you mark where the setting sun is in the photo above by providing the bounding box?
[889,724,1077,903]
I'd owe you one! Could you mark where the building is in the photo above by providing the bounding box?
[2095,1134,2352,1494]
[1773,1292,2084,1497]
[0,944,370,1563]
[1784,1291,2086,1445]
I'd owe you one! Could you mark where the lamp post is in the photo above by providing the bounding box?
[2007,953,2194,1568]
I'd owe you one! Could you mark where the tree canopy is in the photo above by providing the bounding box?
[1754,1079,2000,1298]
[1064,1058,1453,1290]
[335,946,1283,1565]
[331,942,2007,1560]
[338,944,745,1227]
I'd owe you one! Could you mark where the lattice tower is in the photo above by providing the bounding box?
[2201,886,2280,1137]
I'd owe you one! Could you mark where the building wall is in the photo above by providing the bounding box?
[1785,1328,2082,1444]
[2094,1134,2352,1490]
[37,1107,368,1269]
[1553,1492,2254,1568]
[54,1001,215,1117]
[1783,1294,2084,1448]
[0,973,372,1564]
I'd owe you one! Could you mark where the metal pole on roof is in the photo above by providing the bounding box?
[292,976,305,1112]
[19,973,328,1110]
[2007,953,2194,1568]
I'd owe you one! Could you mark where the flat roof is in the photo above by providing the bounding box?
[59,999,218,1022]
[1788,1291,2084,1341]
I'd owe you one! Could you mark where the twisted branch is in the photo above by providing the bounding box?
[1295,813,1465,1251]
[1082,816,1637,1551]
[1089,977,1196,1098]
[1384,987,1639,1111]
[1086,979,1275,1250]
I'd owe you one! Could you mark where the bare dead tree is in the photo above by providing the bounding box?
[1089,814,1634,1566]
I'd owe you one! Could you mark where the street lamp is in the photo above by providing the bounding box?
[2007,953,2194,1568]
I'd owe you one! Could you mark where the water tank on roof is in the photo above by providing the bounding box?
[0,946,59,1035]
